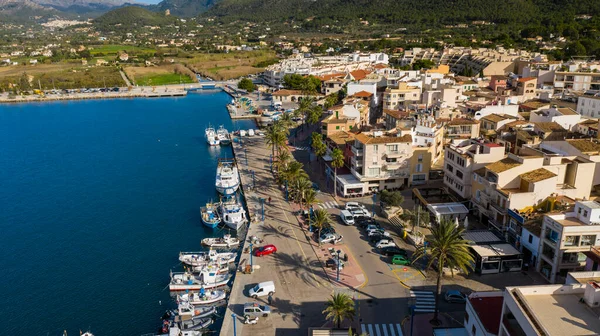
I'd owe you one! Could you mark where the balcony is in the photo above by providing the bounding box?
[351,146,363,156]
[490,201,507,214]
[351,157,363,167]
[351,168,364,180]
[385,150,406,159]
[384,162,402,170]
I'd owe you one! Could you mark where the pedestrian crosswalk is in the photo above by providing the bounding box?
[361,323,404,336]
[293,146,311,151]
[317,201,339,209]
[410,290,436,313]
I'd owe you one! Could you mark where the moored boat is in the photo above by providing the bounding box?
[218,196,248,230]
[200,201,221,229]
[179,250,236,267]
[216,126,231,146]
[169,270,231,291]
[239,130,246,137]
[178,290,227,305]
[175,301,217,318]
[205,126,219,146]
[201,234,240,248]
[215,159,239,195]
[248,129,255,136]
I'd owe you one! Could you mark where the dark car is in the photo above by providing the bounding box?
[360,222,381,231]
[369,233,391,243]
[380,246,408,257]
[357,218,376,227]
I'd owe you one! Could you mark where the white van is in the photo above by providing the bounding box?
[340,210,355,225]
[249,281,275,298]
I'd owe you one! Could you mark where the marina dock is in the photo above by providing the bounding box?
[219,134,332,336]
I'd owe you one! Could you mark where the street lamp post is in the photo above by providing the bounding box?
[309,206,313,232]
[232,313,237,336]
[410,305,416,336]
[245,148,248,167]
[249,243,253,269]
[270,154,273,171]
[251,170,255,189]
[260,198,265,221]
[372,193,377,218]
[336,250,341,281]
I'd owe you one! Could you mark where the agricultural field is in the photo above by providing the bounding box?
[88,44,156,56]
[0,65,124,91]
[185,50,278,81]
[124,64,196,86]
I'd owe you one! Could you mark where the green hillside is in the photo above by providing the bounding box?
[94,6,175,29]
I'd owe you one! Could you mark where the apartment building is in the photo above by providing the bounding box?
[539,139,600,186]
[348,131,415,194]
[513,122,567,153]
[411,116,444,164]
[480,114,518,139]
[553,61,600,93]
[464,291,504,336]
[577,90,600,119]
[324,131,356,168]
[515,77,537,100]
[383,109,412,130]
[382,83,421,110]
[322,78,346,95]
[445,118,480,141]
[472,148,595,241]
[443,139,505,199]
[321,115,356,137]
[529,106,581,131]
[538,201,600,283]
[421,84,463,108]
[499,281,600,336]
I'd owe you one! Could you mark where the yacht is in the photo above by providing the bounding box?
[216,126,231,146]
[179,250,236,267]
[205,126,219,146]
[218,196,248,230]
[169,270,231,291]
[215,159,239,195]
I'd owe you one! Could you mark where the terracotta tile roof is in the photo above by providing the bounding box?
[567,139,600,154]
[520,168,557,183]
[448,118,479,125]
[272,89,303,96]
[327,131,356,145]
[481,114,512,123]
[557,107,578,116]
[352,90,373,98]
[317,73,345,81]
[579,119,598,125]
[485,157,521,173]
[383,109,409,119]
[517,77,536,82]
[322,116,350,124]
[373,64,387,69]
[350,70,370,81]
[533,122,565,132]
[354,132,412,144]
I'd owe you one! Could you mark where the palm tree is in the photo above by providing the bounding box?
[292,177,312,209]
[306,105,323,126]
[411,220,474,324]
[330,148,344,199]
[279,112,294,129]
[322,293,355,329]
[273,149,291,172]
[312,208,331,246]
[265,125,282,159]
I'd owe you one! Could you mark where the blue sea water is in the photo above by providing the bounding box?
[0,91,254,336]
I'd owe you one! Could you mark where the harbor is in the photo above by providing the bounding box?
[0,87,188,103]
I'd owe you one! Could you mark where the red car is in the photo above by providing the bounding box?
[254,244,277,257]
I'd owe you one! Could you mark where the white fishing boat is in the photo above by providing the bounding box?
[205,126,219,146]
[178,290,227,305]
[175,302,217,318]
[216,126,231,146]
[215,159,239,195]
[161,326,202,336]
[169,270,231,291]
[200,201,221,229]
[219,196,248,230]
[178,316,213,331]
[190,261,230,274]
[248,129,255,136]
[201,234,240,248]
[179,250,236,267]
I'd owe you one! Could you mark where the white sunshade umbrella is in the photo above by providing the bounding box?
[454,216,460,228]
[464,216,469,230]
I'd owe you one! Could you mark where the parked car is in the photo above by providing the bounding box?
[444,290,467,303]
[375,239,396,249]
[380,246,408,256]
[357,218,377,229]
[254,244,277,257]
[319,233,343,244]
[391,254,411,265]
[365,224,382,232]
[320,226,336,235]
[367,228,389,237]
[249,281,275,299]
[340,210,355,225]
[369,233,390,243]
[345,202,367,212]
[243,302,271,318]
[350,208,371,218]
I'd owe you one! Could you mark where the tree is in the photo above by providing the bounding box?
[311,132,327,168]
[401,206,431,232]
[292,177,312,209]
[312,208,332,246]
[330,148,344,199]
[566,41,587,58]
[379,190,404,207]
[306,105,323,125]
[411,220,474,324]
[238,78,255,92]
[322,293,355,329]
[274,149,291,173]
[265,122,288,159]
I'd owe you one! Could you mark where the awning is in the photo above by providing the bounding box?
[322,155,333,162]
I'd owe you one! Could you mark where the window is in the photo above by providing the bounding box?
[456,170,463,179]
[471,325,477,335]
[476,190,481,200]
[368,168,380,177]
[446,164,454,173]
[373,145,379,152]
[416,163,423,173]
[456,157,465,167]
[336,126,340,130]
[528,234,533,244]
[447,152,455,161]
[388,144,398,152]
[578,207,582,214]
[582,235,596,246]
[413,174,426,181]
[465,311,470,323]
[584,210,588,217]
[564,235,580,247]
[418,154,423,162]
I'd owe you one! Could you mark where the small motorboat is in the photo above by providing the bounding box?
[178,290,227,305]
[201,234,240,248]
[175,301,217,318]
[205,126,219,146]
[179,250,236,267]
[200,201,221,229]
[169,270,231,291]
[179,315,213,331]
[217,126,231,146]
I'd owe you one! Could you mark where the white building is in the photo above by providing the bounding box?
[577,90,600,119]
[473,103,519,120]
[537,200,600,283]
[529,106,581,131]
